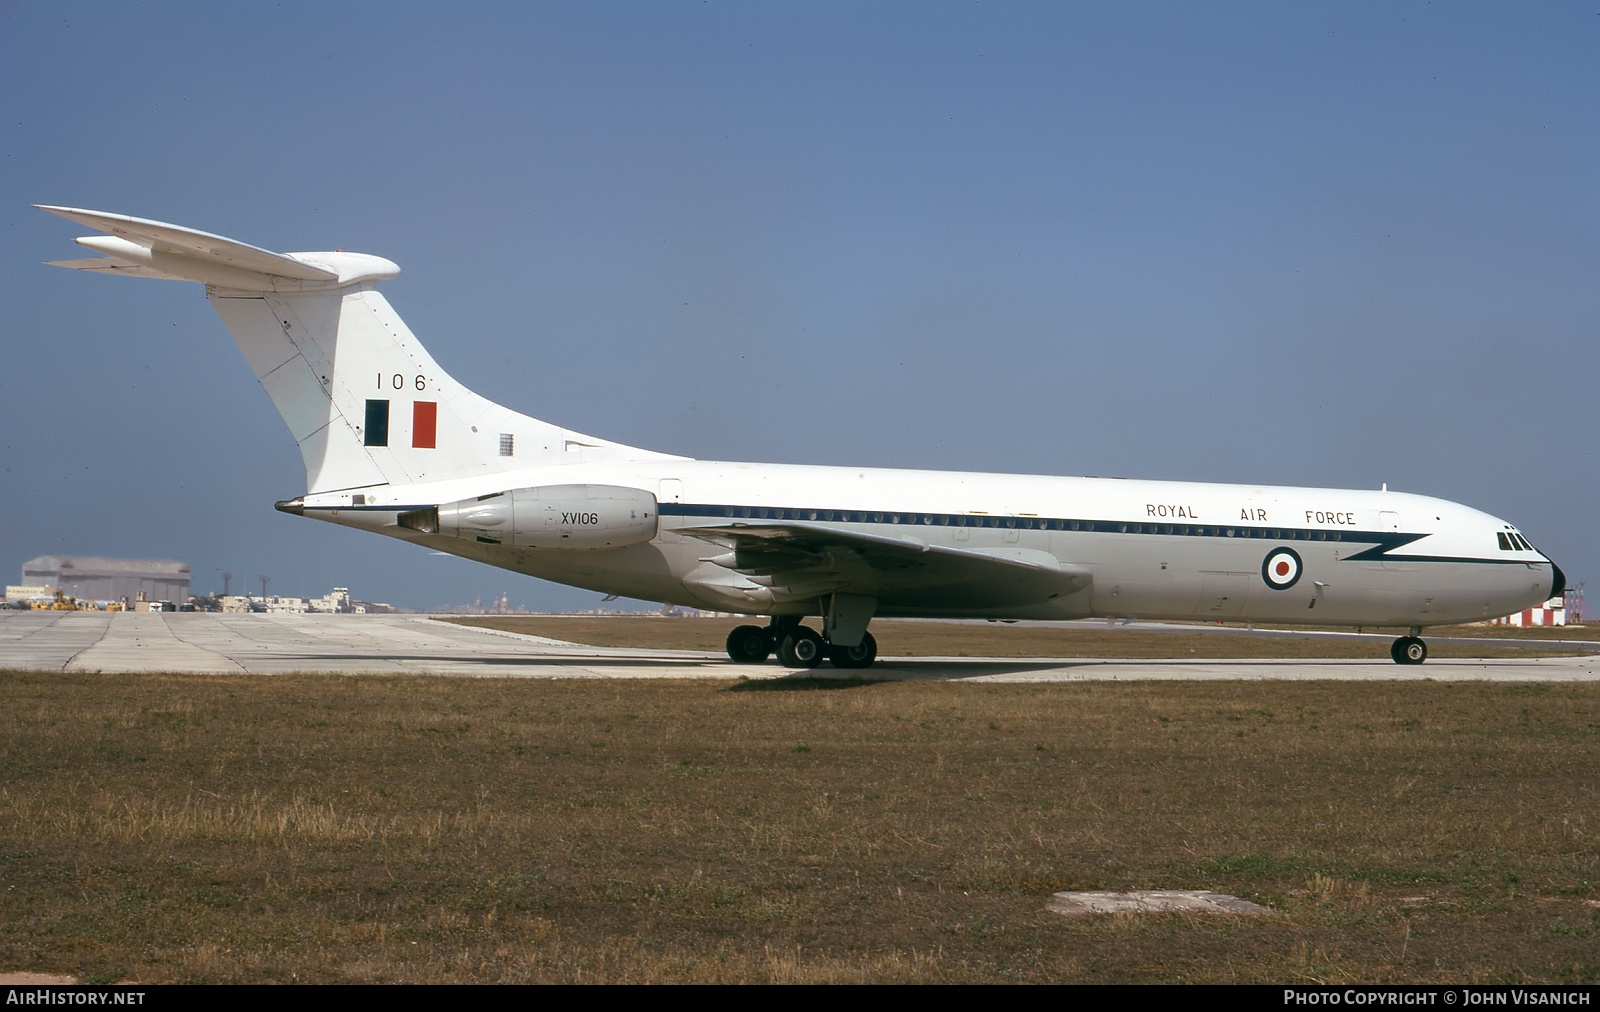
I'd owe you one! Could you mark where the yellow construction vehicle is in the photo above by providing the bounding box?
[31,590,80,611]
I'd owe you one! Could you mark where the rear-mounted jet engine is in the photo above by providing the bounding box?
[399,484,658,550]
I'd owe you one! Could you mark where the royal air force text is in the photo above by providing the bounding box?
[1145,505,1359,526]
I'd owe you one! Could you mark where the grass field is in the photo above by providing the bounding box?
[3,668,1597,983]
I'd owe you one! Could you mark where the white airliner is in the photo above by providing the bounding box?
[40,205,1565,668]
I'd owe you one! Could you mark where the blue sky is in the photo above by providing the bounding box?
[3,2,1595,612]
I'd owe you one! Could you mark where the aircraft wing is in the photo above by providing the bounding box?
[673,521,1091,610]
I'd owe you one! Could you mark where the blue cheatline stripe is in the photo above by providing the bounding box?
[658,500,1395,543]
[656,501,1535,565]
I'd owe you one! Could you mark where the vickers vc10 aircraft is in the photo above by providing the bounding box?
[40,205,1565,668]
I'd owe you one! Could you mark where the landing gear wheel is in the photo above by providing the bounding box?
[830,630,878,669]
[1390,636,1427,665]
[778,627,826,668]
[726,624,772,664]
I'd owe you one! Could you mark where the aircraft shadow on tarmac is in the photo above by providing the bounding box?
[221,651,1554,682]
[201,650,1108,678]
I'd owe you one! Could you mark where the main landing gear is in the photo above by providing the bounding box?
[1390,628,1428,665]
[724,619,879,669]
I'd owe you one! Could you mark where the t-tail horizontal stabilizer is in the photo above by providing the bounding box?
[37,205,397,290]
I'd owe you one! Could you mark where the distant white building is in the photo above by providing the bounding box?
[220,588,360,614]
[317,588,355,613]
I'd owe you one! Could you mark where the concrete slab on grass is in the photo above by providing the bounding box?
[1048,890,1272,917]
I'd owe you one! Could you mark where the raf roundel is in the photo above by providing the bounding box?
[1261,546,1303,591]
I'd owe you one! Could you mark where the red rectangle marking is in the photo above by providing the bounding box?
[412,401,437,448]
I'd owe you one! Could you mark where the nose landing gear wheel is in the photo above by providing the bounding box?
[1390,636,1427,665]
[778,627,826,668]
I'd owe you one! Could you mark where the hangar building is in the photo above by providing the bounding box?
[20,556,191,605]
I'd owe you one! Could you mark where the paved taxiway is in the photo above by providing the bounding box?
[2,611,1596,681]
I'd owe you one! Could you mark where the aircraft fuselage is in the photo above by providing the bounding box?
[294,460,1559,629]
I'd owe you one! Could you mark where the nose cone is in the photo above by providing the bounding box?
[1550,561,1567,600]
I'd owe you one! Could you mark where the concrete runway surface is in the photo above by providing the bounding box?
[2,611,1596,682]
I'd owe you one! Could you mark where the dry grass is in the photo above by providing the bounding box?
[3,671,1598,983]
[443,615,1598,659]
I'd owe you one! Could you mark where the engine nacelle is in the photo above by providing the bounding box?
[398,484,658,550]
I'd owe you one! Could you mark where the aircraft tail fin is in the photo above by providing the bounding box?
[39,206,683,494]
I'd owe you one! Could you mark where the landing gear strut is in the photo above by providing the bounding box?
[1390,630,1428,665]
[722,619,878,669]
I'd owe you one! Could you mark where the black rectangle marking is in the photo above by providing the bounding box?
[365,399,389,447]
